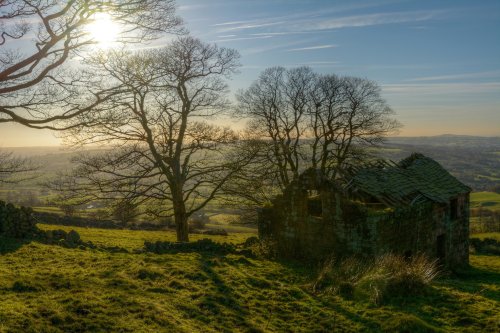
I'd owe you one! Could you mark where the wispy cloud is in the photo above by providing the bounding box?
[406,70,500,82]
[178,4,214,11]
[220,21,287,32]
[293,10,445,31]
[382,82,500,95]
[212,20,255,27]
[240,39,311,55]
[215,9,448,35]
[287,44,337,52]
[212,35,274,43]
[301,61,340,65]
[295,61,341,68]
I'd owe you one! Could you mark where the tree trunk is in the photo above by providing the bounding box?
[173,197,189,242]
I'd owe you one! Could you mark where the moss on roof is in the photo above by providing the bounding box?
[348,153,470,206]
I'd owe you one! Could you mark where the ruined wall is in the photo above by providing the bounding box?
[446,193,469,268]
[257,184,338,259]
[258,187,469,268]
[332,196,469,268]
[372,203,439,257]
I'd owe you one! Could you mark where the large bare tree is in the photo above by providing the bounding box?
[63,37,244,242]
[0,0,183,129]
[233,66,400,204]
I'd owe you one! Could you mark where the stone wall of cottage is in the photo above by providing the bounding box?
[258,186,469,268]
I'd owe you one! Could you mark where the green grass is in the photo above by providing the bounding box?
[32,206,65,215]
[472,233,500,241]
[470,191,500,211]
[0,227,499,332]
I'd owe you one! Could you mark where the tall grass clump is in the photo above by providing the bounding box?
[313,254,439,304]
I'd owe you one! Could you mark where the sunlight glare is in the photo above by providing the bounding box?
[87,13,120,48]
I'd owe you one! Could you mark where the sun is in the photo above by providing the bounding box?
[86,13,120,48]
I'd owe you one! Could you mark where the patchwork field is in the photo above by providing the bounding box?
[470,191,500,211]
[0,226,499,332]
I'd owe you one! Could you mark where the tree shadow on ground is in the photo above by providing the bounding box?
[443,261,500,302]
[196,252,262,332]
[0,236,30,254]
[378,263,500,332]
[187,252,388,332]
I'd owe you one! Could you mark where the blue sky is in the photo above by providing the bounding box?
[176,0,500,137]
[1,0,499,146]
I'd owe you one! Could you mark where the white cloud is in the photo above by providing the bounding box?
[298,10,442,31]
[406,70,500,82]
[382,82,500,95]
[215,9,447,35]
[219,21,287,32]
[287,44,337,52]
[212,20,255,27]
[212,35,274,43]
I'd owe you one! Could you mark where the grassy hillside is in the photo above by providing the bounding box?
[1,226,499,332]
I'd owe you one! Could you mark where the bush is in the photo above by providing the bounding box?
[313,256,368,294]
[242,237,278,259]
[0,201,37,238]
[144,238,236,255]
[37,229,86,248]
[313,254,439,304]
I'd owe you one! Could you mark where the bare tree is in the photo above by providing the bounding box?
[234,66,400,204]
[63,36,243,242]
[308,74,400,178]
[0,0,183,129]
[0,149,37,183]
[236,67,316,192]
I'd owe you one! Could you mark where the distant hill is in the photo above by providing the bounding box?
[379,135,499,191]
[1,135,499,192]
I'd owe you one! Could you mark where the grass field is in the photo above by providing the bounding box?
[0,226,499,332]
[470,191,500,211]
[472,233,500,241]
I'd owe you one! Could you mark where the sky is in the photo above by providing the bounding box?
[1,0,499,146]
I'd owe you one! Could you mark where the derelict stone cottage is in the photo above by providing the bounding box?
[258,153,471,268]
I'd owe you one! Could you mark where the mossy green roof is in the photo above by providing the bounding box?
[348,153,470,206]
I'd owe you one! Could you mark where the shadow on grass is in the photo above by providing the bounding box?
[0,236,30,254]
[378,262,500,332]
[189,252,389,332]
[197,252,262,331]
[444,261,500,302]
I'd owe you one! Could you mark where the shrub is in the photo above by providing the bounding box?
[0,201,37,238]
[313,256,369,294]
[242,237,278,259]
[313,254,439,304]
[144,238,236,255]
